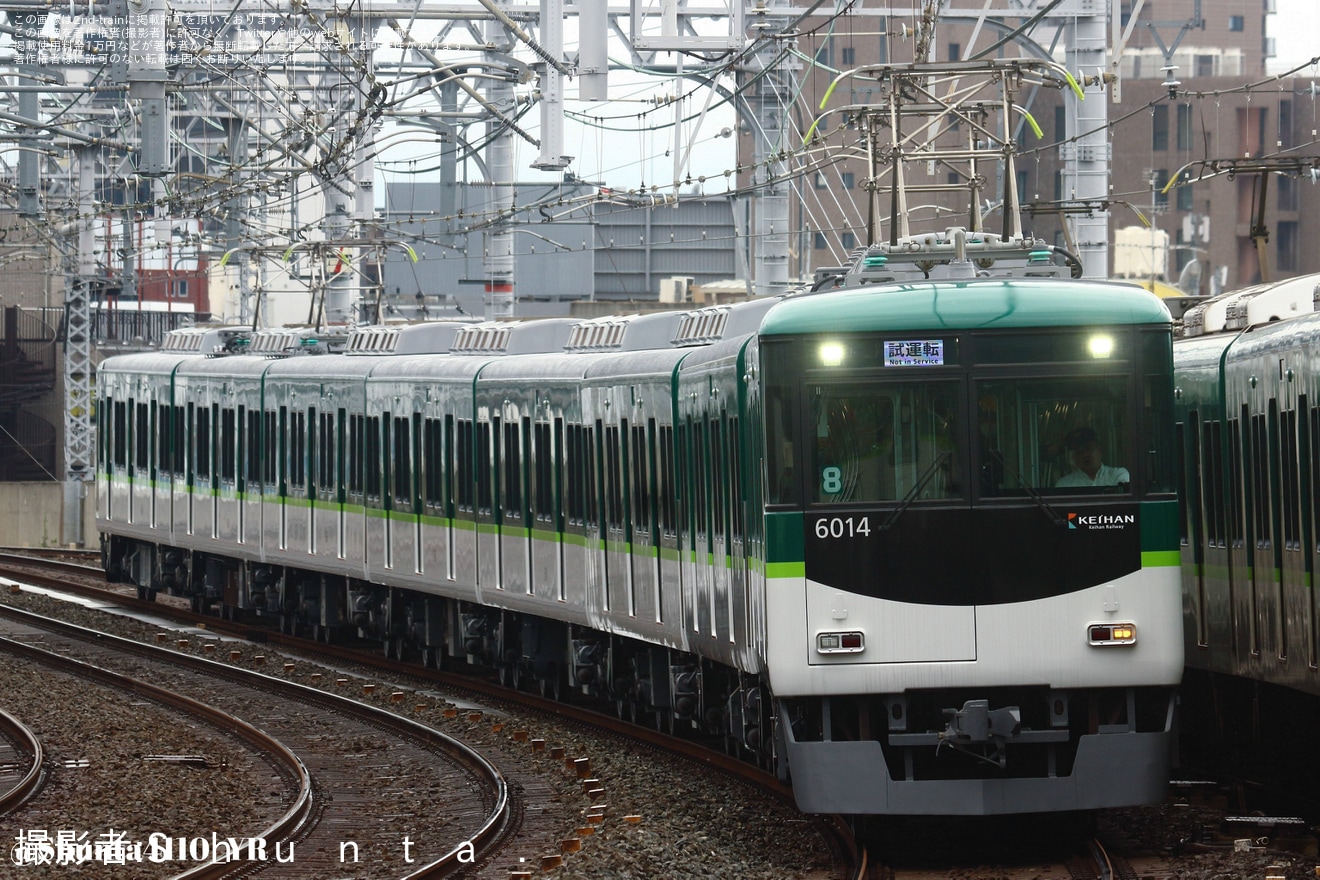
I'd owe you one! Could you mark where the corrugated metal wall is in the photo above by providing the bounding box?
[591,198,738,300]
[380,183,737,315]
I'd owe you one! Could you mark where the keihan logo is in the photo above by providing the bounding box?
[1068,512,1136,530]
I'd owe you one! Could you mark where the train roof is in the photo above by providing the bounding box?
[98,351,198,374]
[262,354,387,379]
[1178,272,1320,338]
[759,278,1169,336]
[1221,306,1320,356]
[174,356,279,378]
[158,325,247,353]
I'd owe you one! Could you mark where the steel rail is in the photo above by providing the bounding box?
[0,555,852,878]
[0,630,316,878]
[0,602,513,878]
[0,704,45,815]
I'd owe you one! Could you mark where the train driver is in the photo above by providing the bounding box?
[1054,427,1130,488]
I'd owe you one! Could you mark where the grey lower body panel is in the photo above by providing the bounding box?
[784,728,1171,815]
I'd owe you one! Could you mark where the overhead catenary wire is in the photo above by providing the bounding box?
[0,2,1314,298]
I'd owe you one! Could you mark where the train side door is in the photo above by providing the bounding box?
[239,400,262,547]
[310,405,342,565]
[495,405,532,595]
[528,415,564,603]
[474,414,500,595]
[655,422,683,642]
[602,414,631,621]
[628,417,660,628]
[1245,403,1280,663]
[214,401,238,543]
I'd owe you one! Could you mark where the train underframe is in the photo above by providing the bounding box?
[100,534,775,767]
[777,684,1177,814]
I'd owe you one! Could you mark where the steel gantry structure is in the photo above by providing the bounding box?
[0,0,1150,544]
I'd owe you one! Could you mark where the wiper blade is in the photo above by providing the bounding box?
[880,450,950,532]
[988,449,1066,527]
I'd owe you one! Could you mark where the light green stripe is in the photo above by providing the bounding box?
[1141,550,1182,568]
[766,561,805,579]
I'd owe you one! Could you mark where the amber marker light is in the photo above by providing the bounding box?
[1088,623,1137,646]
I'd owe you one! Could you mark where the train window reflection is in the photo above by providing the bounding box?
[977,377,1130,495]
[810,382,962,504]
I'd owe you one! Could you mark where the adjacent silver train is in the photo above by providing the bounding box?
[1173,272,1320,769]
[97,231,1184,815]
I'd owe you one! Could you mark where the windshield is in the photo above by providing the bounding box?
[789,375,1132,505]
[977,376,1130,494]
[810,381,963,504]
[762,328,1161,506]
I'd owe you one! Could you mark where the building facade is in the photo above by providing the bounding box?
[765,0,1315,289]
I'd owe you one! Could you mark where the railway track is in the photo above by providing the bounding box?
[0,553,858,879]
[10,552,1320,879]
[856,814,1144,880]
[0,703,44,814]
[0,602,514,878]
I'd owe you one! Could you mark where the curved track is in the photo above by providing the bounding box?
[0,602,512,878]
[0,553,863,879]
[0,703,44,814]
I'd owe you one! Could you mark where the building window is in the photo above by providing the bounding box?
[1176,182,1194,212]
[841,47,855,66]
[841,232,856,251]
[1279,175,1297,211]
[841,172,855,189]
[1152,169,1170,208]
[947,43,960,62]
[1176,105,1193,151]
[814,172,827,190]
[1228,14,1244,32]
[1277,220,1298,271]
[1054,170,1064,202]
[1054,105,1066,143]
[814,232,828,250]
[172,280,189,298]
[1173,229,1190,276]
[1152,105,1168,151]
[1278,222,1298,272]
[815,44,832,67]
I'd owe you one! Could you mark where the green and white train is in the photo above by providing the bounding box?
[97,229,1183,815]
[1172,273,1320,776]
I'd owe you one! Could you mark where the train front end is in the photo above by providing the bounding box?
[758,278,1183,815]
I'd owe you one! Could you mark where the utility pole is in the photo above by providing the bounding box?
[62,148,97,547]
[742,0,795,297]
[484,1,516,320]
[1060,0,1111,279]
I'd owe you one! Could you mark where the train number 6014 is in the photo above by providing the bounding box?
[814,516,872,539]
